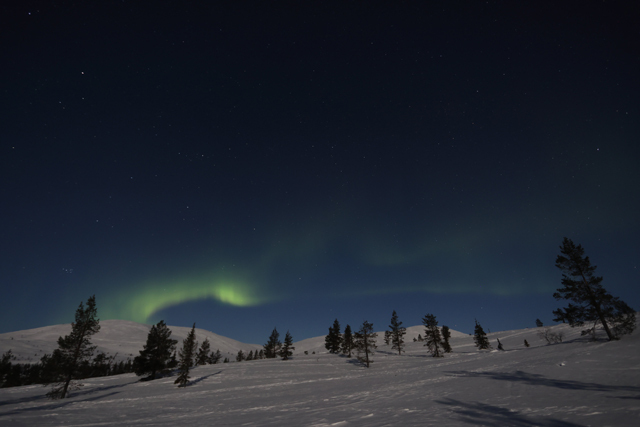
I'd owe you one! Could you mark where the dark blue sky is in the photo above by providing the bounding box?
[1,1,638,344]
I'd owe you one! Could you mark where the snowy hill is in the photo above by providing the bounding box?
[0,321,468,362]
[0,320,263,363]
[1,320,639,426]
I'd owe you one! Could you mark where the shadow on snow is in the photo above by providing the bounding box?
[0,380,137,416]
[189,370,222,386]
[436,398,586,427]
[445,370,640,396]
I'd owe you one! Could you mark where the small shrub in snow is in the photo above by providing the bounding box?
[537,328,563,344]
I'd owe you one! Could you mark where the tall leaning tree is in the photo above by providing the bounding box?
[46,295,100,399]
[554,237,636,341]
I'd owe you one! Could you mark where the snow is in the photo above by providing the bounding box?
[1,321,639,426]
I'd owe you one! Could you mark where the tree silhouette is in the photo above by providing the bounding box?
[554,237,636,340]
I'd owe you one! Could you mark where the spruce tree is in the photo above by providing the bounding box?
[554,237,636,340]
[46,295,100,399]
[246,350,254,361]
[236,350,245,362]
[422,314,444,357]
[209,349,222,364]
[341,324,354,357]
[263,328,281,358]
[473,319,491,350]
[441,325,453,353]
[174,323,197,388]
[134,320,177,380]
[353,320,377,367]
[324,319,342,354]
[168,351,178,369]
[280,331,295,360]
[388,310,406,355]
[535,319,543,327]
[383,330,391,345]
[1,350,16,387]
[195,338,211,365]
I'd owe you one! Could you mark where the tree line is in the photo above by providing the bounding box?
[324,311,462,368]
[1,237,636,393]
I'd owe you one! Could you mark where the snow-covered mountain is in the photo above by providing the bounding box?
[1,319,639,426]
[0,319,263,363]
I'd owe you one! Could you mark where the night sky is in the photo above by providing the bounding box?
[2,1,638,344]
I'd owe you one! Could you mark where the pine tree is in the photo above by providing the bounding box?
[1,350,16,387]
[417,334,423,342]
[209,349,222,364]
[4,364,22,388]
[552,308,570,324]
[46,295,100,399]
[246,350,253,361]
[554,237,636,340]
[134,320,177,380]
[473,319,491,350]
[174,323,197,388]
[195,338,211,365]
[263,328,281,358]
[383,330,391,345]
[441,325,453,353]
[353,320,377,367]
[422,314,444,357]
[168,351,178,369]
[341,324,354,357]
[324,319,342,354]
[236,350,245,362]
[280,331,295,360]
[388,310,406,355]
[536,319,543,327]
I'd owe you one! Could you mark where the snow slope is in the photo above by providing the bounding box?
[0,320,263,363]
[1,321,639,426]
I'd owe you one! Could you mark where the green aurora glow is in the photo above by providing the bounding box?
[101,274,270,324]
[93,208,558,326]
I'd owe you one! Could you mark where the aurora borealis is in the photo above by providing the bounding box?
[1,2,639,344]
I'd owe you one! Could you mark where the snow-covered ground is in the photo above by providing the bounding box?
[1,320,639,426]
